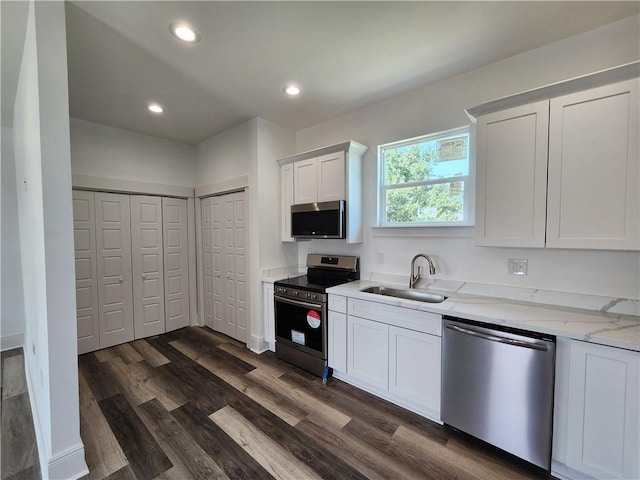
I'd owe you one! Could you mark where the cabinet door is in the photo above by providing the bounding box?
[293,158,318,204]
[131,196,165,339]
[95,192,134,349]
[475,100,549,247]
[347,316,388,390]
[73,190,100,354]
[263,282,275,351]
[281,164,295,242]
[547,79,639,250]
[566,341,639,479]
[388,326,441,417]
[317,151,345,202]
[163,197,190,332]
[328,310,347,373]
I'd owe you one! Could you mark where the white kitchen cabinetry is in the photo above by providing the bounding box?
[328,294,347,373]
[347,315,389,390]
[331,295,442,421]
[280,164,295,242]
[389,325,441,416]
[547,80,639,250]
[278,141,367,244]
[475,101,549,247]
[263,281,275,351]
[294,151,345,204]
[564,341,639,480]
[471,69,639,250]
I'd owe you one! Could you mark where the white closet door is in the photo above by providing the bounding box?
[211,195,225,333]
[163,197,190,332]
[95,192,134,348]
[233,191,247,343]
[131,196,165,339]
[201,197,214,329]
[206,190,247,343]
[73,190,99,354]
[223,194,237,338]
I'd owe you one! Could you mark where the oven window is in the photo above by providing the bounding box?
[275,300,324,353]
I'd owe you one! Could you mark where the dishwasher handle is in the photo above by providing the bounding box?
[446,323,548,351]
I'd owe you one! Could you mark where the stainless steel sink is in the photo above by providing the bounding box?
[360,286,447,303]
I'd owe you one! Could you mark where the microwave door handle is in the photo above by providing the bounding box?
[274,295,322,310]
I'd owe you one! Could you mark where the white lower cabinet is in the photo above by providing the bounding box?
[263,282,275,351]
[328,310,347,373]
[389,326,441,417]
[328,295,442,421]
[348,315,389,390]
[554,339,639,480]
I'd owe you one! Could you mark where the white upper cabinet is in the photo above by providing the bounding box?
[279,141,367,244]
[547,79,639,250]
[293,151,345,204]
[280,164,295,242]
[471,65,639,251]
[475,101,549,247]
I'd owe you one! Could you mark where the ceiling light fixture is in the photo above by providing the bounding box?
[284,85,301,96]
[169,22,200,43]
[147,103,164,114]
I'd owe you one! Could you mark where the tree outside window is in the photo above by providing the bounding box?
[379,127,471,226]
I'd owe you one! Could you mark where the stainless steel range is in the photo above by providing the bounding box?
[274,254,359,378]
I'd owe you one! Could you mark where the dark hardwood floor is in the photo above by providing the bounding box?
[1,348,40,480]
[2,327,550,479]
[77,327,548,480]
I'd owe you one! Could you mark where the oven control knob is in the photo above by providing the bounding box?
[306,293,317,300]
[292,290,299,296]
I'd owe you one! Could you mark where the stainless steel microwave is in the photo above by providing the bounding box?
[291,200,346,239]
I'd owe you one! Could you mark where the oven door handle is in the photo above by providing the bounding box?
[274,295,322,310]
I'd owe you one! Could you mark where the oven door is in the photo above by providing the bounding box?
[274,295,327,359]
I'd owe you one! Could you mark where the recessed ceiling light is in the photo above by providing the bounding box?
[147,103,164,114]
[284,85,301,96]
[169,22,200,43]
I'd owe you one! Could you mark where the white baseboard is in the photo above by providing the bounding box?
[48,443,89,480]
[1,333,24,351]
[24,351,89,480]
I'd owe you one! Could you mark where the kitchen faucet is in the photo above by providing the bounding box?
[410,253,436,288]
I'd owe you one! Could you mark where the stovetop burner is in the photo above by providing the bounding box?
[274,254,360,294]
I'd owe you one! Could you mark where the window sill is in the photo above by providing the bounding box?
[371,224,474,238]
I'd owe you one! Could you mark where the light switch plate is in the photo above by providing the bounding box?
[508,258,528,275]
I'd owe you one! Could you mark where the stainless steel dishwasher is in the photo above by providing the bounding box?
[442,316,556,471]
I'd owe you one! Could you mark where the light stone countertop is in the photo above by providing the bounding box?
[327,280,640,352]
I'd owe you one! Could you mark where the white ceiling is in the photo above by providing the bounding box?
[4,2,639,145]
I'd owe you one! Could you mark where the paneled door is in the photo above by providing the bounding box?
[201,197,214,329]
[95,192,134,348]
[163,197,190,332]
[206,190,247,343]
[73,190,100,355]
[131,196,165,339]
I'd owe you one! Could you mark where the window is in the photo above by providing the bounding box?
[378,126,472,227]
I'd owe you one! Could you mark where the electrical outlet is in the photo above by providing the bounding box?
[377,252,384,264]
[508,258,528,276]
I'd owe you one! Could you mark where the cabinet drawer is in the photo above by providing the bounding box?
[328,294,347,313]
[348,298,441,336]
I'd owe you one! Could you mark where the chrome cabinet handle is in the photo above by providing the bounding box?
[446,323,547,351]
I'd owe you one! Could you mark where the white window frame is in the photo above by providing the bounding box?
[377,126,474,228]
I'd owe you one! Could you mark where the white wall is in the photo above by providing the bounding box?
[70,117,195,188]
[12,1,87,478]
[295,16,640,299]
[194,118,255,187]
[1,126,26,350]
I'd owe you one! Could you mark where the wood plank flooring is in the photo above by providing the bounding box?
[2,328,551,479]
[77,327,550,480]
[1,349,40,480]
